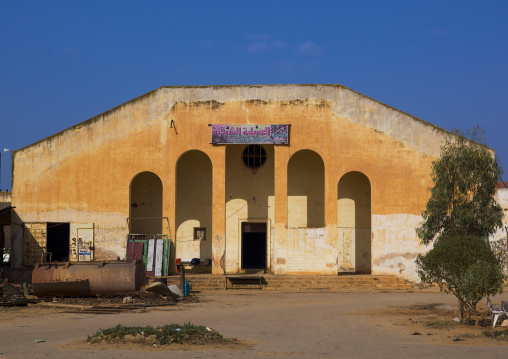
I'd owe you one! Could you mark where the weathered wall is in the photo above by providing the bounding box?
[0,191,11,204]
[497,188,508,230]
[491,188,508,244]
[11,85,452,280]
[371,214,428,282]
[23,222,46,266]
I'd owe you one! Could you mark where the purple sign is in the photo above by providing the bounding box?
[211,124,289,144]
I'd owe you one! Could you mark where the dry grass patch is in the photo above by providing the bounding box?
[87,322,237,347]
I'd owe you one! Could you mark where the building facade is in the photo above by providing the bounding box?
[10,85,473,281]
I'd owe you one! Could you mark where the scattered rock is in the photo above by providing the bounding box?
[453,338,464,342]
[144,282,183,299]
[167,285,183,298]
[123,296,133,304]
[411,332,422,335]
[144,282,172,296]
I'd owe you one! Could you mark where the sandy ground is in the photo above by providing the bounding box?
[1,290,508,359]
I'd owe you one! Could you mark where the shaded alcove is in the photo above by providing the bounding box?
[287,150,325,228]
[225,144,274,219]
[129,172,163,234]
[225,144,274,272]
[337,171,371,273]
[176,150,213,261]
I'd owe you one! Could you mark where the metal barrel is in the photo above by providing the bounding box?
[32,260,146,297]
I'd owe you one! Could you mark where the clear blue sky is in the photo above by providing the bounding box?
[1,1,507,190]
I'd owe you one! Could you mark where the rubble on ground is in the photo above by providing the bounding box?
[0,281,36,306]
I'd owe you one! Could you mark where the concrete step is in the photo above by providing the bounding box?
[149,274,417,291]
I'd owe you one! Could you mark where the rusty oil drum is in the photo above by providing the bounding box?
[32,260,146,297]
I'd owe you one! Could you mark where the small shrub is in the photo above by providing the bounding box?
[483,328,508,340]
[87,323,232,346]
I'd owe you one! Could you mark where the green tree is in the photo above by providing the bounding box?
[416,235,506,322]
[416,126,506,321]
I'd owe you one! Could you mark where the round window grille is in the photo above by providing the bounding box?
[242,145,267,169]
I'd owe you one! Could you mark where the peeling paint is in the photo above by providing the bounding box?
[490,188,508,243]
[371,214,428,282]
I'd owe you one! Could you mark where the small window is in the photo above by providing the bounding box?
[194,227,206,241]
[242,145,267,169]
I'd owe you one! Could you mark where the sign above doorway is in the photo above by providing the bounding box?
[210,124,290,144]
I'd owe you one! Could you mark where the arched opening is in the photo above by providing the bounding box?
[337,171,371,273]
[287,150,325,228]
[225,144,274,272]
[176,150,213,263]
[129,172,163,234]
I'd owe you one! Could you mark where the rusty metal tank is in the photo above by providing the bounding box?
[32,260,146,297]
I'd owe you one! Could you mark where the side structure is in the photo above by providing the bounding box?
[492,183,508,244]
[11,84,466,281]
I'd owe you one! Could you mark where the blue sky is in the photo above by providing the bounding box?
[1,1,507,190]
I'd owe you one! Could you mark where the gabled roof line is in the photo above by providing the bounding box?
[13,84,455,154]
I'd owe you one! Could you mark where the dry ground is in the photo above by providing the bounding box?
[1,290,508,358]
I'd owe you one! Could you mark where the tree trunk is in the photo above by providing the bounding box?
[458,298,464,321]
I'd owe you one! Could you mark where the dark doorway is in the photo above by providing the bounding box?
[241,222,267,270]
[47,223,70,262]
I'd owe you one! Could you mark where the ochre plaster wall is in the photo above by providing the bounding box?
[12,85,447,280]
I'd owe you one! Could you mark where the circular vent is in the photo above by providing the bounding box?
[242,145,267,169]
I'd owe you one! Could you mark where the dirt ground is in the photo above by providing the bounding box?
[1,290,508,358]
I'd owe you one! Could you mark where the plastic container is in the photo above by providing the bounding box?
[184,280,190,296]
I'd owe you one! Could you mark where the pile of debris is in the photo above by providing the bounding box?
[0,280,36,306]
[36,282,196,314]
[39,290,171,306]
[1,271,197,314]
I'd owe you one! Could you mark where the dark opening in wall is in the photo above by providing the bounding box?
[241,222,267,270]
[46,222,70,262]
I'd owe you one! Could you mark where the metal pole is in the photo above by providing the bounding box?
[180,263,185,291]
